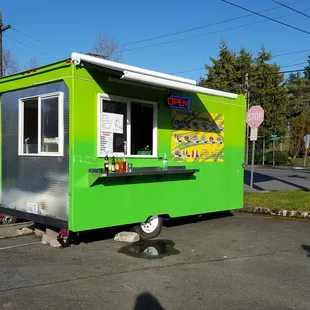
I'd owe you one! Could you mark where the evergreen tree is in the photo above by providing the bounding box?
[200,43,288,138]
[250,46,288,138]
[199,41,239,92]
[286,59,310,158]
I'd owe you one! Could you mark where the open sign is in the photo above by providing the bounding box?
[167,95,190,110]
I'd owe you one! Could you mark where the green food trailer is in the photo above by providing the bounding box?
[0,52,246,241]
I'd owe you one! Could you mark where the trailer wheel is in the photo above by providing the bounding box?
[132,215,163,240]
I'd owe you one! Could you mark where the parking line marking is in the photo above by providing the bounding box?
[0,242,41,251]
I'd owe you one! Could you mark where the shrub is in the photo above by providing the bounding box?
[265,151,289,165]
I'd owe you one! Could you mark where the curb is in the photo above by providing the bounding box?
[234,206,310,219]
[244,165,310,170]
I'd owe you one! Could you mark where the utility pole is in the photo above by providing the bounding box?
[0,12,11,78]
[244,72,250,165]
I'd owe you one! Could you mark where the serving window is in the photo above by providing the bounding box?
[97,94,158,157]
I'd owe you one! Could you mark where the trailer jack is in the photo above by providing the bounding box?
[57,229,71,247]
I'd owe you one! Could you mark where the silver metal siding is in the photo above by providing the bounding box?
[1,82,69,221]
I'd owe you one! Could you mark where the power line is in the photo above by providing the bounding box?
[282,62,308,68]
[10,27,65,54]
[171,48,310,73]
[3,34,48,55]
[124,8,310,53]
[171,68,206,75]
[272,0,310,19]
[274,48,310,58]
[282,56,308,66]
[221,0,310,36]
[170,62,308,75]
[271,68,305,74]
[124,0,307,46]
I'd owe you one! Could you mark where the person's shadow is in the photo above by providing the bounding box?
[134,293,164,310]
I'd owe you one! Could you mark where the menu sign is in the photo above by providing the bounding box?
[99,112,123,155]
[101,112,123,134]
[171,110,225,163]
[100,132,113,154]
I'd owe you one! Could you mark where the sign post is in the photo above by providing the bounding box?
[304,134,310,167]
[270,135,280,166]
[246,106,265,193]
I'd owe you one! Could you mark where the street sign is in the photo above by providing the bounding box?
[250,127,258,141]
[304,134,310,167]
[270,135,280,141]
[246,106,265,128]
[304,134,310,148]
[246,106,264,193]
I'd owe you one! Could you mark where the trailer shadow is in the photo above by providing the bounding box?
[163,211,233,228]
[301,244,310,257]
[244,170,310,192]
[71,224,133,245]
[71,211,233,245]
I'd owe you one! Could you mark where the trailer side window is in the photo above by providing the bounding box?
[19,92,64,156]
[98,95,157,157]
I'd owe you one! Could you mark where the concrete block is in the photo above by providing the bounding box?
[49,239,62,248]
[41,233,50,245]
[46,228,59,237]
[114,231,140,243]
[34,228,45,237]
[16,227,33,236]
[42,230,62,248]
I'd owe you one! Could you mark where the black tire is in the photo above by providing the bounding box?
[1,215,17,225]
[132,216,163,240]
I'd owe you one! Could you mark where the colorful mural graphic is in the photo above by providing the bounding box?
[171,110,224,163]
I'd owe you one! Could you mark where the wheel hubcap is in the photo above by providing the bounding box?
[140,216,159,234]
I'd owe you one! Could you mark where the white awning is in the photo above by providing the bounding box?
[71,52,238,100]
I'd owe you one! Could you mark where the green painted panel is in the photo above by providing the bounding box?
[69,66,246,232]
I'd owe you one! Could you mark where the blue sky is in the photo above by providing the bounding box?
[2,0,310,81]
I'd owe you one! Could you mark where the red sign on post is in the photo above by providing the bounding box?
[247,106,264,128]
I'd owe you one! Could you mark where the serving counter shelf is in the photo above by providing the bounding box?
[88,166,199,186]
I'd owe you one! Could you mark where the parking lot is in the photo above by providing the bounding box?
[1,213,310,310]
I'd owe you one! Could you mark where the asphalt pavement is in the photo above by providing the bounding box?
[1,213,310,310]
[244,166,310,192]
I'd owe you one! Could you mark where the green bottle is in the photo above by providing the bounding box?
[163,153,168,170]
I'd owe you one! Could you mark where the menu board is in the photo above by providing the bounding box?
[100,132,113,155]
[171,110,225,163]
[99,112,123,155]
[101,112,123,134]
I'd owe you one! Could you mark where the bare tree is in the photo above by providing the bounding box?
[91,33,124,62]
[2,49,19,76]
[25,57,39,70]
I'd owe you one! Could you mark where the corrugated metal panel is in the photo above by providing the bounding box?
[1,82,69,221]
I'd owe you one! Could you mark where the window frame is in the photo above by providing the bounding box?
[97,93,158,158]
[18,91,64,157]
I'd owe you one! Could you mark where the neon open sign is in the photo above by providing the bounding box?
[167,95,190,110]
